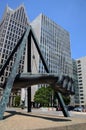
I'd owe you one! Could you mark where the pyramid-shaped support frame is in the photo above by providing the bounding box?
[0,25,70,120]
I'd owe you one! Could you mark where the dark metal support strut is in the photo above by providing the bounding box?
[55,92,70,117]
[0,26,30,120]
[27,32,31,112]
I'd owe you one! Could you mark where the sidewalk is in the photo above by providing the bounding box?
[0,108,86,130]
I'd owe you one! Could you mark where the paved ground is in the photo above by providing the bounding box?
[0,108,86,130]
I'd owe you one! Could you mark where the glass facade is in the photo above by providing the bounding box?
[32,14,73,77]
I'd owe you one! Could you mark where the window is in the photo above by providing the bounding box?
[10,46,12,50]
[5,72,8,76]
[6,36,8,39]
[80,87,83,89]
[79,80,82,82]
[78,67,81,70]
[4,44,6,48]
[80,90,83,93]
[79,83,83,85]
[80,97,84,99]
[3,30,6,33]
[81,101,84,103]
[78,70,81,73]
[5,55,8,59]
[10,62,12,66]
[9,37,11,40]
[2,54,4,58]
[78,64,81,66]
[7,45,9,49]
[78,73,82,76]
[79,77,82,79]
[77,60,81,63]
[1,77,3,81]
[80,94,83,96]
[3,49,5,53]
[5,40,7,43]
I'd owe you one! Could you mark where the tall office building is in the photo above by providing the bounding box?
[30,14,74,106]
[0,5,29,103]
[31,14,73,78]
[72,59,79,106]
[76,56,86,107]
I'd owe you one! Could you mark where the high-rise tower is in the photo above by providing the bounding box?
[0,5,29,105]
[76,56,86,107]
[0,5,29,85]
[31,14,73,78]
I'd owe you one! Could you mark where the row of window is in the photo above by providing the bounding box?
[0,7,28,84]
[10,19,25,29]
[12,8,27,23]
[42,15,67,36]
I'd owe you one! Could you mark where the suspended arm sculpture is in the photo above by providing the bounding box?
[0,25,74,120]
[13,73,74,95]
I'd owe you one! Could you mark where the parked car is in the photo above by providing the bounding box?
[67,106,75,111]
[73,107,83,112]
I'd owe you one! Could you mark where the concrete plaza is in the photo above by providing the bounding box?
[0,108,86,130]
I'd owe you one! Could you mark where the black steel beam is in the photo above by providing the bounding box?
[0,26,31,120]
[55,92,70,117]
[30,27,49,73]
[27,32,31,112]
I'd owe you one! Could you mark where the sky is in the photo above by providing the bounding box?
[0,0,86,59]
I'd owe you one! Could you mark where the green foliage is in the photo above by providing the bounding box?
[34,86,53,107]
[34,86,70,107]
[15,95,21,107]
[62,94,70,105]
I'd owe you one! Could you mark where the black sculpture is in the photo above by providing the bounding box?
[0,25,74,120]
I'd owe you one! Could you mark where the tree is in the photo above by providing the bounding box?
[15,95,21,107]
[62,94,70,105]
[34,86,54,107]
[34,86,70,107]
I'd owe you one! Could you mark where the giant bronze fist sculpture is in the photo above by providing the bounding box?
[14,73,74,95]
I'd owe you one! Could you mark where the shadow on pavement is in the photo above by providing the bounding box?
[4,110,71,122]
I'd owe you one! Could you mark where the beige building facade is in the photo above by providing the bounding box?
[76,56,86,107]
